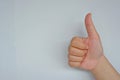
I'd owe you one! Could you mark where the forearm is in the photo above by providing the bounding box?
[91,55,120,80]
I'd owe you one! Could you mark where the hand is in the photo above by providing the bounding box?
[68,13,104,70]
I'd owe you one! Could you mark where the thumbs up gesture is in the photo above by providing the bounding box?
[68,13,104,70]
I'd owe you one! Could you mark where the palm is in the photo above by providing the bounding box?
[80,38,103,70]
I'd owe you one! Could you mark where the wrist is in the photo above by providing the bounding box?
[90,55,105,73]
[90,55,120,80]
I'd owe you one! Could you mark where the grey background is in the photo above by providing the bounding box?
[0,0,120,80]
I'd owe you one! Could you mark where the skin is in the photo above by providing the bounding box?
[68,13,120,80]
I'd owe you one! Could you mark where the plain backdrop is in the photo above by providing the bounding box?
[0,0,120,80]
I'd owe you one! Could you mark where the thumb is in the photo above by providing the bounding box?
[85,13,98,38]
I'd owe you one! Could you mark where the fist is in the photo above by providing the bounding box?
[68,13,104,70]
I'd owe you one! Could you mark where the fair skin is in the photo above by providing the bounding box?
[68,13,120,80]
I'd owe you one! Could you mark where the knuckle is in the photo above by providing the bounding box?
[69,46,72,51]
[68,54,70,59]
[69,56,73,60]
[68,45,71,51]
[69,47,73,53]
[69,47,72,54]
[93,34,100,40]
[72,36,79,40]
[71,36,79,43]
